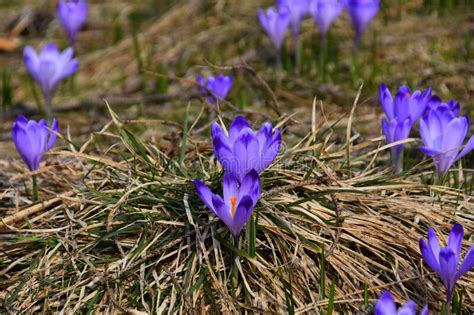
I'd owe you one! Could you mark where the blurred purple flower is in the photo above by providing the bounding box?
[419,224,474,304]
[276,0,311,36]
[196,74,233,105]
[258,6,291,51]
[379,84,432,173]
[194,170,261,241]
[419,107,474,176]
[211,115,282,182]
[12,115,58,171]
[426,95,460,117]
[345,0,380,47]
[24,43,79,115]
[309,0,344,37]
[58,0,88,45]
[375,291,428,315]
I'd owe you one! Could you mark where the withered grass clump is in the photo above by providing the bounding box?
[1,106,473,314]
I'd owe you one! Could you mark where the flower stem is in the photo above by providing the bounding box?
[32,175,39,201]
[276,49,282,86]
[232,235,240,287]
[391,148,404,175]
[44,94,52,122]
[293,32,300,74]
[445,289,452,315]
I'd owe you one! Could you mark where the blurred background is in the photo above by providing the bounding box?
[0,0,473,156]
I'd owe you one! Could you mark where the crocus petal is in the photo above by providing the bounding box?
[419,238,440,273]
[238,170,261,203]
[447,224,464,262]
[228,115,251,144]
[211,194,233,229]
[47,118,59,150]
[456,135,474,162]
[456,246,474,281]
[231,195,255,238]
[24,46,40,80]
[374,290,396,315]
[379,83,394,119]
[213,134,236,174]
[12,123,36,171]
[233,130,260,182]
[260,128,282,172]
[397,300,417,315]
[223,172,239,213]
[439,248,457,294]
[211,122,230,147]
[419,306,429,315]
[419,146,440,156]
[194,179,215,213]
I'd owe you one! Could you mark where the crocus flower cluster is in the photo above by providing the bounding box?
[197,73,233,105]
[419,224,474,305]
[12,115,58,172]
[375,291,428,315]
[23,1,86,116]
[258,0,380,58]
[195,116,282,243]
[58,0,88,45]
[24,43,79,115]
[419,98,474,176]
[379,84,432,174]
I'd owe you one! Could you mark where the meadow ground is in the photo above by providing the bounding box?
[0,0,474,313]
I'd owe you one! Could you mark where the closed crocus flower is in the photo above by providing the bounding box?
[375,291,428,315]
[212,115,282,183]
[194,170,261,243]
[12,115,58,171]
[258,6,291,52]
[345,0,380,47]
[196,74,233,105]
[309,0,344,38]
[419,108,474,176]
[379,84,432,174]
[276,0,311,36]
[58,0,88,45]
[24,43,79,116]
[419,224,474,306]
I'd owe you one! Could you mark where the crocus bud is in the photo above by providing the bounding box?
[58,0,88,45]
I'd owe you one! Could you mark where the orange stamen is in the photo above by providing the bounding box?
[405,92,411,98]
[230,196,238,218]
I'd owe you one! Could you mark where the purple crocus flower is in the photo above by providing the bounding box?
[58,0,88,45]
[345,0,380,47]
[419,224,474,305]
[276,0,311,36]
[194,170,261,242]
[419,107,474,176]
[196,74,233,105]
[11,115,58,171]
[309,0,344,37]
[375,291,428,315]
[426,95,460,117]
[379,84,432,173]
[24,43,79,116]
[211,115,282,183]
[258,6,291,51]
